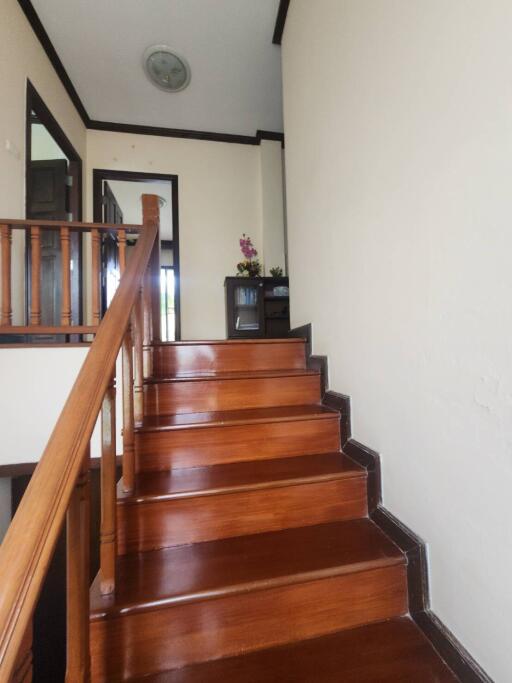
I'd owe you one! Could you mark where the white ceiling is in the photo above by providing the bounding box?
[31,0,284,135]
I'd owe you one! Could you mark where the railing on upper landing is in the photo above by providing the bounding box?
[0,194,161,682]
[0,216,141,340]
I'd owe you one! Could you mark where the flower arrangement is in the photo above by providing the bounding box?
[236,234,261,277]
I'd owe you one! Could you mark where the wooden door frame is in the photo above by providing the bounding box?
[26,80,83,219]
[25,80,84,330]
[92,168,181,341]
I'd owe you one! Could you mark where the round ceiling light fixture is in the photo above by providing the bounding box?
[143,45,191,92]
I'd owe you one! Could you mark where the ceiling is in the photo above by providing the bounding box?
[30,0,284,136]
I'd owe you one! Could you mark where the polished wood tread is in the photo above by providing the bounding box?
[151,338,305,346]
[90,519,404,620]
[144,368,319,383]
[129,617,458,682]
[118,453,365,502]
[137,404,337,432]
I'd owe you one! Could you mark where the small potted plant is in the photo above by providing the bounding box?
[236,234,261,277]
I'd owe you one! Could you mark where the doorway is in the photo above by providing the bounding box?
[92,169,181,340]
[25,80,83,340]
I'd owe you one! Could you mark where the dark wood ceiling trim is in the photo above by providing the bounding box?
[272,0,291,45]
[88,119,258,146]
[18,0,285,146]
[18,0,90,126]
[257,130,285,147]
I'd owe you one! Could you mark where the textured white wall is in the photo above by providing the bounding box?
[282,1,512,680]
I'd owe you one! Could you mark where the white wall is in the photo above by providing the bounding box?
[0,0,87,324]
[86,131,265,339]
[282,1,512,680]
[0,347,104,464]
[260,140,286,275]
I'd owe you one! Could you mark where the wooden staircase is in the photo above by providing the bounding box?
[89,338,459,682]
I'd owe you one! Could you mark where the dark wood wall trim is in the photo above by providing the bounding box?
[26,80,83,219]
[18,0,89,126]
[289,324,493,683]
[92,169,181,341]
[288,322,328,395]
[88,121,284,147]
[18,0,285,147]
[272,0,291,45]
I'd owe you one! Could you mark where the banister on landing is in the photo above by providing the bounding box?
[0,194,161,682]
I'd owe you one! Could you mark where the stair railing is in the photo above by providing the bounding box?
[0,194,161,682]
[0,216,141,337]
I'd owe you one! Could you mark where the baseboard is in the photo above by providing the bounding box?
[414,611,494,683]
[288,323,328,396]
[289,323,493,683]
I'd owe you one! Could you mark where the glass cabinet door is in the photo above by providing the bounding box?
[233,284,261,333]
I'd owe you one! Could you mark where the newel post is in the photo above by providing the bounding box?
[141,194,161,353]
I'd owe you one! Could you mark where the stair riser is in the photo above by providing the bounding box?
[136,417,340,470]
[117,477,367,553]
[152,342,306,375]
[90,565,408,681]
[143,375,321,416]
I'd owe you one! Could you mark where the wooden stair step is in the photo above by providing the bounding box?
[145,368,319,382]
[143,368,321,415]
[135,405,341,470]
[138,404,338,431]
[122,452,363,499]
[152,338,306,375]
[90,520,407,680]
[92,519,404,618]
[128,617,458,682]
[116,454,368,552]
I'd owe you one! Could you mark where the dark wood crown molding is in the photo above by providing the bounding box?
[18,0,285,147]
[272,0,291,45]
[18,0,90,126]
[88,120,284,147]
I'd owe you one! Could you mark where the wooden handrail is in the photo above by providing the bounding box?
[0,218,142,231]
[0,195,160,681]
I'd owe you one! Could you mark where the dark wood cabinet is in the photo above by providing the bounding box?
[225,277,290,338]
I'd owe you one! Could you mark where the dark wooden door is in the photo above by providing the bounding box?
[101,182,123,313]
[26,158,82,340]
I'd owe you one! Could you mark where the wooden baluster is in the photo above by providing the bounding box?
[66,446,91,683]
[30,226,41,325]
[141,195,161,343]
[60,227,71,325]
[100,374,116,595]
[132,287,144,425]
[142,268,153,378]
[0,224,12,325]
[118,228,126,276]
[122,327,135,493]
[91,228,100,325]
